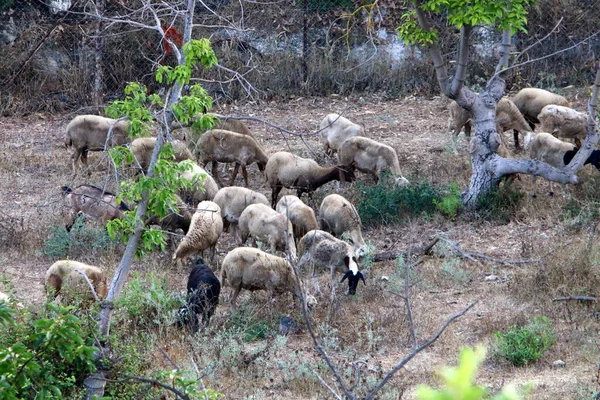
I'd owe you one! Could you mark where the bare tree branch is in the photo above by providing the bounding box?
[552,296,597,302]
[364,302,476,400]
[514,17,564,63]
[372,238,438,263]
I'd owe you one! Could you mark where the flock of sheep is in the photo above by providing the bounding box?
[44,112,408,332]
[38,86,599,332]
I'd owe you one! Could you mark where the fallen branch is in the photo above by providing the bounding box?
[552,296,597,302]
[437,237,544,266]
[372,238,439,263]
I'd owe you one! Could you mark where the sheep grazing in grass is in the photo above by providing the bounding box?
[238,203,297,258]
[195,129,269,187]
[65,115,131,174]
[176,259,221,333]
[338,136,409,186]
[173,201,223,262]
[130,137,192,172]
[213,186,270,238]
[146,194,193,234]
[265,151,355,208]
[276,195,318,243]
[448,98,533,148]
[62,184,129,232]
[537,105,588,147]
[526,132,600,197]
[318,194,368,258]
[319,113,365,155]
[220,247,304,309]
[297,230,365,301]
[45,260,108,301]
[511,88,570,129]
[178,161,219,205]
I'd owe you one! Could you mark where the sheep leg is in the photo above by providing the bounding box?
[531,175,538,198]
[71,150,81,174]
[241,165,249,188]
[211,160,224,187]
[271,185,283,209]
[513,130,521,149]
[464,121,472,138]
[230,285,242,309]
[230,163,241,186]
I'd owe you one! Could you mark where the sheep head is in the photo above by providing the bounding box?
[341,269,366,295]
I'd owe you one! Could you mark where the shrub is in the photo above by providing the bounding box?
[42,216,120,261]
[476,182,524,222]
[355,176,443,227]
[493,316,556,367]
[225,304,274,342]
[434,182,463,220]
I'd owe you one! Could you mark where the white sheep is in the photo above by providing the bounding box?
[177,160,219,205]
[45,260,108,301]
[173,200,223,261]
[319,113,365,155]
[337,136,409,186]
[276,195,319,243]
[212,186,270,238]
[537,105,588,147]
[195,129,269,187]
[526,132,600,196]
[220,247,305,309]
[130,137,192,172]
[265,151,355,208]
[238,203,297,259]
[318,194,367,257]
[64,115,131,174]
[511,88,570,129]
[297,230,365,303]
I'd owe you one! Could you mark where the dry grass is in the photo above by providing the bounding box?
[1,93,600,398]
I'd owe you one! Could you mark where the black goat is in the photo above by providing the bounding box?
[177,259,221,333]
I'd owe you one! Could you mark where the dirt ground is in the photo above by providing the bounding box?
[1,91,599,399]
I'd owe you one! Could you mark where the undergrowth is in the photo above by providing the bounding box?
[493,316,556,367]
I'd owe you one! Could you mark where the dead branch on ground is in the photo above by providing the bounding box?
[552,296,597,302]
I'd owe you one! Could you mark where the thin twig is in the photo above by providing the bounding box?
[364,302,477,400]
[514,17,564,63]
[552,296,597,302]
[72,268,101,303]
[313,369,343,400]
[102,374,191,400]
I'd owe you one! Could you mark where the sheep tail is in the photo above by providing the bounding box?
[61,186,72,195]
[220,267,227,286]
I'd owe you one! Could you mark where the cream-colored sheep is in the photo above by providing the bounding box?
[195,129,269,187]
[338,136,409,186]
[178,161,219,205]
[220,247,304,308]
[45,260,108,301]
[511,88,570,128]
[448,101,471,137]
[65,115,131,174]
[212,186,270,237]
[319,113,365,155]
[238,203,297,259]
[276,195,318,243]
[537,105,588,146]
[173,201,223,261]
[130,137,192,172]
[265,151,355,208]
[297,230,365,299]
[318,194,367,257]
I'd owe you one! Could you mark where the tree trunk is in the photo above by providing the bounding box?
[93,0,105,107]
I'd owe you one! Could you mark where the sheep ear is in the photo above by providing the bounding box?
[340,270,351,283]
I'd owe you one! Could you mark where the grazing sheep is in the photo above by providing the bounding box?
[238,203,297,258]
[527,132,600,196]
[213,186,270,238]
[537,105,588,147]
[178,161,219,205]
[338,136,409,186]
[265,151,355,208]
[318,194,368,257]
[448,98,532,148]
[511,88,570,129]
[45,260,108,301]
[216,118,254,138]
[276,195,319,243]
[297,230,365,301]
[220,247,304,309]
[319,113,365,155]
[62,184,129,232]
[195,129,269,187]
[130,137,192,172]
[176,259,221,333]
[173,201,223,261]
[146,194,193,234]
[65,115,131,174]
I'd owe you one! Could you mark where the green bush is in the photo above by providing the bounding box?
[355,176,443,227]
[493,316,556,367]
[43,216,120,260]
[434,182,463,220]
[0,303,97,399]
[225,304,275,342]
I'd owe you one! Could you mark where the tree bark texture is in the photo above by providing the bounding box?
[93,0,105,107]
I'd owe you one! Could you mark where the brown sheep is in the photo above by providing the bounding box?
[276,195,319,243]
[130,137,192,172]
[510,88,570,129]
[62,184,129,231]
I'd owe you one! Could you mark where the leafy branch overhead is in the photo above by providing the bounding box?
[104,39,218,257]
[397,0,534,46]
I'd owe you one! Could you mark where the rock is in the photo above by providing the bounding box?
[484,275,499,281]
[552,360,566,367]
[279,316,299,336]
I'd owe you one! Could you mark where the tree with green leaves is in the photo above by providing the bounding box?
[397,0,600,207]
